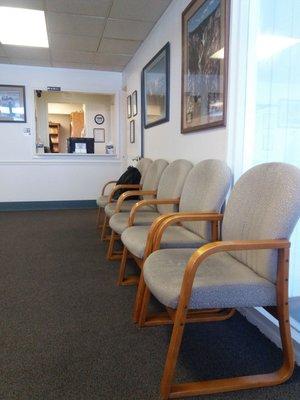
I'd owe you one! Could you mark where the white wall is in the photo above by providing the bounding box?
[123,0,236,164]
[0,64,123,202]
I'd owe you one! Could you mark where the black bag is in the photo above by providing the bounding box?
[112,166,141,200]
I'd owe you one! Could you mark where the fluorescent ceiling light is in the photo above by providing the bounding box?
[0,7,48,47]
[256,34,300,60]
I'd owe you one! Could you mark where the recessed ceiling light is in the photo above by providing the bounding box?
[0,7,48,47]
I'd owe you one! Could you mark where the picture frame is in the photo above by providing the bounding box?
[127,95,132,118]
[132,90,138,116]
[93,128,105,143]
[130,120,135,143]
[0,85,26,122]
[141,42,170,129]
[181,0,230,133]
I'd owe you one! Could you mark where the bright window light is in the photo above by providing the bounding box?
[0,7,48,47]
[256,34,300,60]
[210,48,224,59]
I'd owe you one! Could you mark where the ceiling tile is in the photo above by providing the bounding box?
[99,38,141,55]
[46,12,105,36]
[0,0,45,10]
[3,45,50,60]
[109,0,171,22]
[51,49,96,63]
[52,61,99,70]
[45,0,113,17]
[94,65,123,72]
[95,53,131,67]
[9,58,51,67]
[104,19,153,41]
[49,33,99,52]
[0,56,10,64]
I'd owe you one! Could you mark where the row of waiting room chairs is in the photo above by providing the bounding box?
[96,158,300,399]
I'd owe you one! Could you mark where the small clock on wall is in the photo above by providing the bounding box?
[94,114,105,125]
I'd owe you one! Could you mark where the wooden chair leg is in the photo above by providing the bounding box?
[138,286,151,327]
[107,230,117,260]
[96,207,102,228]
[133,271,146,323]
[101,215,109,241]
[160,296,188,399]
[117,247,128,285]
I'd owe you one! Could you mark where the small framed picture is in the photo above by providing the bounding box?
[127,95,132,118]
[93,128,105,143]
[0,85,26,122]
[130,120,135,143]
[132,90,138,116]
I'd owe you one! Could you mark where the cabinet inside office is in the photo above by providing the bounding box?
[35,90,116,155]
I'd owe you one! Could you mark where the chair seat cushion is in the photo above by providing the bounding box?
[143,249,276,309]
[122,226,206,259]
[96,195,109,208]
[110,212,160,235]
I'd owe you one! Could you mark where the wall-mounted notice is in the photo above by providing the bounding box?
[47,86,61,92]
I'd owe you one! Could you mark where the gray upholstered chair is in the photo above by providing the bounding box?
[120,160,232,319]
[107,159,193,262]
[96,158,152,230]
[139,162,300,400]
[101,159,168,242]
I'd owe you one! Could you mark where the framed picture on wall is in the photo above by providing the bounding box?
[0,85,26,122]
[130,120,135,143]
[141,42,170,129]
[127,95,132,118]
[181,0,230,133]
[132,90,138,116]
[93,128,105,143]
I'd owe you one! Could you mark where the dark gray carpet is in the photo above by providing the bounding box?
[0,209,299,400]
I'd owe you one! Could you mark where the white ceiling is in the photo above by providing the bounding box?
[0,0,172,71]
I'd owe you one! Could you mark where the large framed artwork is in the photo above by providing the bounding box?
[141,42,170,129]
[181,0,230,133]
[0,85,26,122]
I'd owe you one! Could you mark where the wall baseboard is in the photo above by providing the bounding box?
[0,200,97,211]
[239,307,300,366]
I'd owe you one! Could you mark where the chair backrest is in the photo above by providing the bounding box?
[141,159,169,200]
[156,159,193,214]
[179,159,232,240]
[136,158,152,185]
[222,162,300,284]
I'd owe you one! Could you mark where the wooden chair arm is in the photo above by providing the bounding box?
[101,180,117,195]
[153,213,223,251]
[175,239,291,315]
[115,190,157,213]
[108,184,142,203]
[128,198,180,226]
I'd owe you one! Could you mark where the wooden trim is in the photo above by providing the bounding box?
[128,198,180,226]
[153,212,223,251]
[106,231,123,261]
[100,215,111,241]
[108,184,142,203]
[157,239,293,399]
[114,190,156,212]
[101,180,117,196]
[142,308,235,327]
